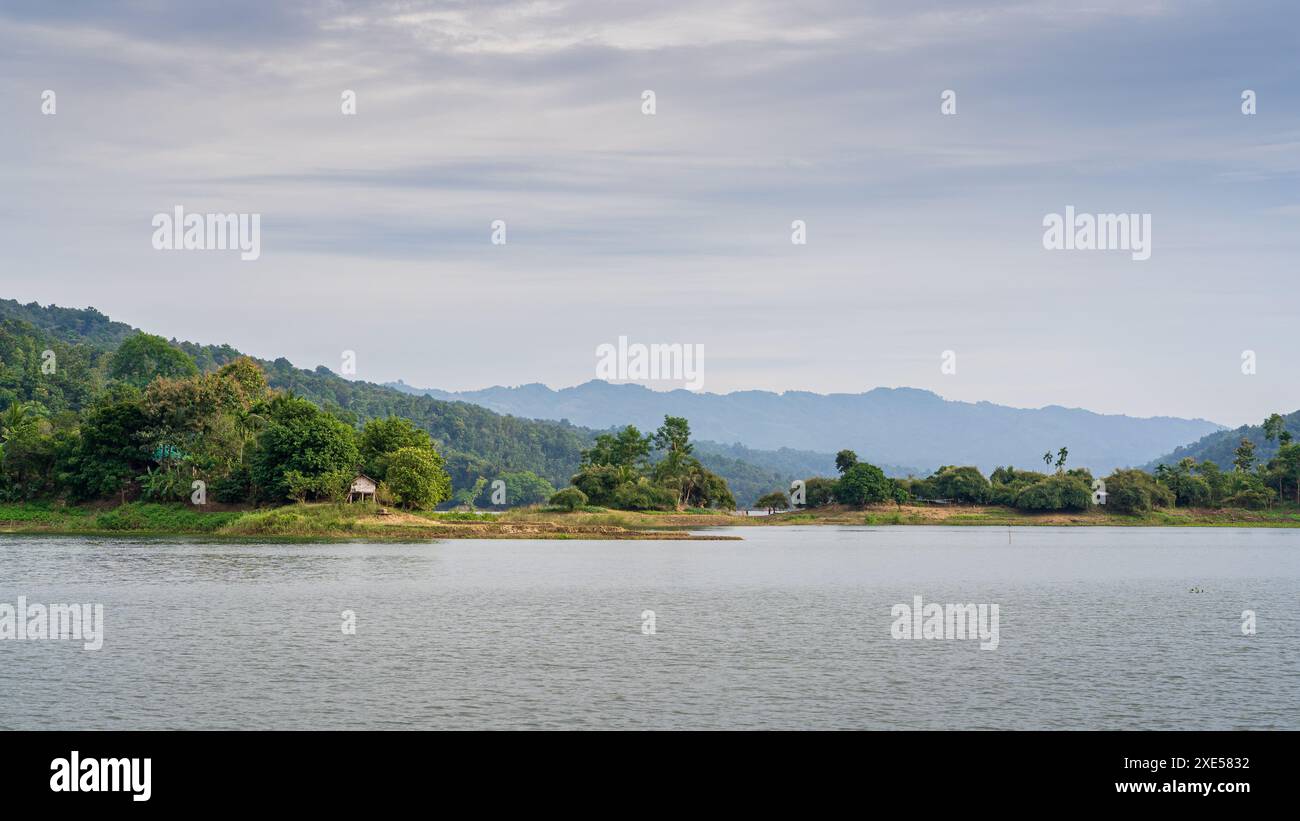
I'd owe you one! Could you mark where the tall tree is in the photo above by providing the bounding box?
[835,449,859,474]
[1233,438,1256,473]
[109,333,199,389]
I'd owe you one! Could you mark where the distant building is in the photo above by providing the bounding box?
[348,474,377,503]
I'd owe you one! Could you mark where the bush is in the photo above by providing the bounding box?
[610,479,677,511]
[213,464,253,504]
[549,487,588,511]
[927,465,992,504]
[1015,474,1092,511]
[1223,488,1273,510]
[1104,469,1173,514]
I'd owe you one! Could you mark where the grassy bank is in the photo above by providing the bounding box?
[0,501,734,540]
[3,500,1299,541]
[499,502,1300,529]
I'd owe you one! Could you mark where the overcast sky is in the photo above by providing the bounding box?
[2,0,1298,427]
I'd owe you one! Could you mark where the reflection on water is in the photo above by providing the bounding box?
[1,526,1297,729]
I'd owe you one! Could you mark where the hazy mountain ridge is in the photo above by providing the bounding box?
[1145,411,1300,471]
[389,379,1224,474]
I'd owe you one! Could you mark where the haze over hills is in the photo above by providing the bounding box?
[388,380,1225,475]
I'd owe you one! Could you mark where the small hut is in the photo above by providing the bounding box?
[348,473,378,503]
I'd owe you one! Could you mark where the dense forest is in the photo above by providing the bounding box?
[0,300,750,510]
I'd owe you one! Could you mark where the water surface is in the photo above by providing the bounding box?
[1,526,1296,729]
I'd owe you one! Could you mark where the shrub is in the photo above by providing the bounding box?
[1015,474,1092,511]
[549,487,588,511]
[927,465,992,503]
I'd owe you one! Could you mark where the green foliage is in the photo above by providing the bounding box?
[495,470,556,506]
[385,446,452,509]
[920,465,991,503]
[1104,469,1174,513]
[610,477,679,511]
[833,462,892,506]
[91,502,240,533]
[359,416,433,481]
[756,490,789,510]
[1014,474,1092,511]
[549,486,588,511]
[802,476,838,507]
[582,426,651,469]
[251,395,360,502]
[569,416,735,511]
[834,449,858,474]
[109,333,198,388]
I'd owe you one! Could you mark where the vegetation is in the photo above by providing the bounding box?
[755,425,1296,519]
[0,303,738,517]
[567,416,735,511]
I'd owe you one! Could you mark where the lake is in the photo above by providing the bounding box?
[1,526,1296,730]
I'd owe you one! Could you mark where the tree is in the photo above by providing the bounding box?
[386,446,452,509]
[756,490,789,511]
[1015,474,1091,511]
[835,450,859,474]
[251,395,360,502]
[109,333,199,389]
[64,385,149,501]
[582,426,651,469]
[833,462,892,506]
[452,476,488,510]
[216,356,269,401]
[1042,451,1053,469]
[927,465,991,503]
[1055,446,1068,473]
[359,416,434,481]
[496,470,556,507]
[651,416,692,457]
[1263,413,1286,445]
[549,486,588,511]
[1233,438,1256,473]
[802,477,838,508]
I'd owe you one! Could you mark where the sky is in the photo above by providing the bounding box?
[1,0,1298,428]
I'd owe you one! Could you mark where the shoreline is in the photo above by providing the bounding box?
[2,501,1300,541]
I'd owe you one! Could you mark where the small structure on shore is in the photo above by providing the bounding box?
[348,474,378,503]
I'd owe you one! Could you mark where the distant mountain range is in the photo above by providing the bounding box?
[388,380,1224,475]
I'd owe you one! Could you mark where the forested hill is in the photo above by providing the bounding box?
[0,299,591,489]
[0,299,801,503]
[1146,411,1300,471]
